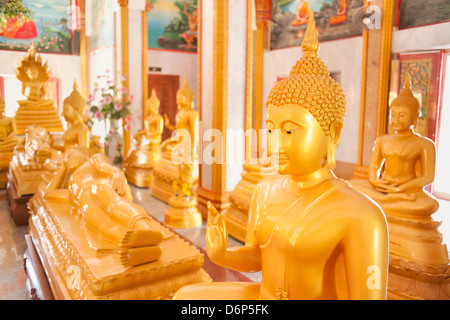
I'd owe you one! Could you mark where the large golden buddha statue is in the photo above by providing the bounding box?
[0,94,20,187]
[175,12,389,300]
[124,89,164,188]
[351,76,450,300]
[26,145,211,299]
[14,44,64,134]
[151,77,199,203]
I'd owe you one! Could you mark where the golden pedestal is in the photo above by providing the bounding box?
[124,147,161,188]
[27,191,212,300]
[0,151,14,188]
[385,210,450,300]
[151,153,198,203]
[15,99,64,135]
[9,154,51,197]
[164,195,203,229]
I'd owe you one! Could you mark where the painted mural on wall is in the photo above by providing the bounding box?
[148,0,198,52]
[0,0,76,54]
[90,0,115,51]
[270,0,364,50]
[398,0,450,29]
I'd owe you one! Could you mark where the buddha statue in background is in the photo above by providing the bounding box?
[124,89,164,188]
[351,76,450,300]
[151,77,199,204]
[14,44,64,134]
[175,12,389,300]
[0,94,20,187]
[9,125,55,197]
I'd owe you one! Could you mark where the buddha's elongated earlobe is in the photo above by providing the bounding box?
[327,121,342,169]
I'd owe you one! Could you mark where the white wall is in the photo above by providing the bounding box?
[263,36,363,164]
[0,50,81,116]
[392,22,450,53]
[147,50,198,109]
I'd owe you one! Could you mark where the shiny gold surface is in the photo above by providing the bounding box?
[0,95,20,188]
[175,12,389,300]
[124,89,163,188]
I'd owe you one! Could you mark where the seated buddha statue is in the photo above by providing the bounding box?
[151,77,199,203]
[351,76,449,267]
[0,94,20,187]
[175,12,389,300]
[124,89,164,188]
[14,44,64,134]
[44,146,164,267]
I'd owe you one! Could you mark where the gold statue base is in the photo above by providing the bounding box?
[151,155,179,203]
[27,191,211,300]
[0,150,16,188]
[9,155,49,197]
[384,210,450,300]
[164,195,203,229]
[15,99,64,135]
[124,166,154,188]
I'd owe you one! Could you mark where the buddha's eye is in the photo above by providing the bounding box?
[268,129,272,134]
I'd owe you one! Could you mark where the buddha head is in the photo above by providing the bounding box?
[176,77,194,110]
[389,75,420,133]
[63,80,86,123]
[145,89,160,116]
[265,10,346,175]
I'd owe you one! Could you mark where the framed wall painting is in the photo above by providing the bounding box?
[147,0,198,53]
[0,0,78,54]
[270,0,364,50]
[398,0,450,30]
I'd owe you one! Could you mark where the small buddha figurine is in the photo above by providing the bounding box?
[351,76,449,267]
[60,80,90,151]
[14,44,64,134]
[124,89,164,188]
[151,77,199,203]
[175,11,389,300]
[44,146,164,267]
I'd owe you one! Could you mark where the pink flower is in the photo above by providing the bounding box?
[86,94,93,103]
[114,103,122,111]
[129,94,134,102]
[103,95,112,104]
[94,111,102,120]
[124,124,131,132]
[120,75,127,82]
[60,44,64,49]
[120,86,128,94]
[105,69,110,74]
[125,115,132,123]
[109,129,114,135]
[101,88,106,93]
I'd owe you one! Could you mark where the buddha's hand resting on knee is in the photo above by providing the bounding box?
[206,201,228,262]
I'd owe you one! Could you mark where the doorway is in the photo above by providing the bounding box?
[148,74,179,141]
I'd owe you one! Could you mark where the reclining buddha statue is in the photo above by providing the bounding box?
[124,89,164,188]
[174,11,389,300]
[151,77,199,203]
[351,76,449,300]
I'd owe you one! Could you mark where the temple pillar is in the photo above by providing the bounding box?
[353,0,396,178]
[197,0,254,217]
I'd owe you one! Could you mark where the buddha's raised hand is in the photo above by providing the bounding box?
[206,201,228,262]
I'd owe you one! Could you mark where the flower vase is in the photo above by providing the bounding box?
[105,119,123,165]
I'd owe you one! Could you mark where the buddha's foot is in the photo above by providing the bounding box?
[119,245,163,267]
[119,229,164,248]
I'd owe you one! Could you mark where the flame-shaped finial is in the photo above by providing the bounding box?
[301,10,319,57]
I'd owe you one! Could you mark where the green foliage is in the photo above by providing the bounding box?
[0,0,33,31]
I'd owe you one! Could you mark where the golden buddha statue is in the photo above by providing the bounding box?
[9,125,55,197]
[350,76,450,300]
[175,12,389,300]
[14,44,64,134]
[223,161,277,242]
[151,77,199,203]
[26,145,211,299]
[0,94,20,188]
[124,89,163,188]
